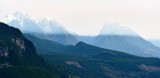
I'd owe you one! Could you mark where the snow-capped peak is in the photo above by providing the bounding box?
[1,12,28,23]
[0,12,43,33]
[99,22,138,36]
[37,17,68,34]
[1,14,16,23]
[0,12,74,34]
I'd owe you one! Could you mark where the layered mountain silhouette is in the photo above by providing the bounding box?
[24,33,160,78]
[1,12,78,45]
[0,22,58,78]
[2,12,160,58]
[91,23,160,57]
[1,21,160,78]
[77,23,160,57]
[1,12,42,33]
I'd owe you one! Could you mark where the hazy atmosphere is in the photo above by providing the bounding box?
[1,0,160,78]
[0,0,160,39]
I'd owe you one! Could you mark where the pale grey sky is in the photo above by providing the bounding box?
[0,0,160,39]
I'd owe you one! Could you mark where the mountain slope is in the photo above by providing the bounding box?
[25,34,160,78]
[0,22,58,78]
[32,33,78,45]
[24,34,68,53]
[92,23,160,57]
[100,23,138,36]
[0,22,43,66]
[35,17,78,45]
[1,12,42,33]
[93,35,160,57]
[25,34,132,56]
[0,66,57,78]
[149,39,160,48]
[1,12,78,45]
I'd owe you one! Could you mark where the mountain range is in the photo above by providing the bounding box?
[91,23,160,57]
[1,22,160,78]
[24,33,160,78]
[1,12,78,45]
[1,12,160,58]
[77,23,160,57]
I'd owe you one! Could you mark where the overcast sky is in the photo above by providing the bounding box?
[0,0,160,39]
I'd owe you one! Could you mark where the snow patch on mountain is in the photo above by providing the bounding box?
[100,22,139,36]
[0,12,69,34]
[37,17,68,34]
[1,12,26,23]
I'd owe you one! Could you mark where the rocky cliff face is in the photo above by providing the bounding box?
[0,22,46,67]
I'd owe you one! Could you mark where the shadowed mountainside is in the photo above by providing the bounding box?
[0,22,58,78]
[25,34,160,78]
